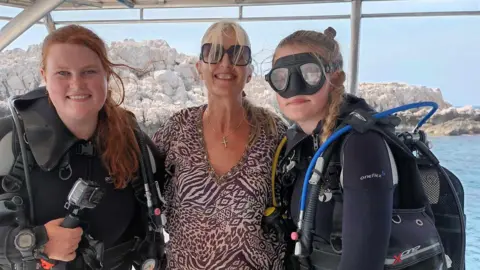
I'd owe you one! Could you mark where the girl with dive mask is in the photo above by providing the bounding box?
[265,27,398,270]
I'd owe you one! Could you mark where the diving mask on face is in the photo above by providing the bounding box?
[265,52,341,99]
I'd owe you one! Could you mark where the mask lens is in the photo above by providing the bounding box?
[300,63,323,86]
[270,68,289,91]
[201,43,224,64]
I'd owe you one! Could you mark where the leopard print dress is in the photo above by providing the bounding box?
[152,105,287,270]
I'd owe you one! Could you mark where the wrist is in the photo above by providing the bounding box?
[32,227,57,269]
[33,225,49,246]
[33,226,51,259]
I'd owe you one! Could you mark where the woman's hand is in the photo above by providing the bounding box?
[43,218,83,262]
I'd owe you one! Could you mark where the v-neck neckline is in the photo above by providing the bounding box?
[195,104,255,184]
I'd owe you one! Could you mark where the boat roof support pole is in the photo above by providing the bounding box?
[45,13,56,33]
[0,0,65,51]
[347,0,362,95]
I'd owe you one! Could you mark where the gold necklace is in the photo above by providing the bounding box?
[206,110,245,148]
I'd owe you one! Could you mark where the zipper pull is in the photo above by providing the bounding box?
[284,150,297,173]
[313,134,319,151]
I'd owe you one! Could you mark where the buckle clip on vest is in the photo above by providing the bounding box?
[75,142,96,156]
[0,195,25,227]
[262,207,288,241]
[43,178,106,270]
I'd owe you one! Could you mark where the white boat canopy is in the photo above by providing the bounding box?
[1,0,479,94]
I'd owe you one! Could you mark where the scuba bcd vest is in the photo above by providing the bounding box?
[0,88,166,270]
[264,95,466,270]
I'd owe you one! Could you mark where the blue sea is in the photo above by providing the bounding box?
[429,135,480,269]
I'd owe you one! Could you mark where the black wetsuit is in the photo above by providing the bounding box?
[284,95,396,270]
[0,89,165,270]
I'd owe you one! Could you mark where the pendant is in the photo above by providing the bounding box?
[221,136,228,148]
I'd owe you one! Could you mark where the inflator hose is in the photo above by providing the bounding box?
[299,180,321,256]
[271,137,287,207]
[299,142,338,256]
[133,126,164,266]
[134,127,163,231]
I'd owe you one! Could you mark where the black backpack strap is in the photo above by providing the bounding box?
[1,115,36,227]
[131,170,147,206]
[321,136,345,255]
[131,124,166,268]
[2,120,34,195]
[327,159,344,254]
[330,194,343,253]
[131,127,164,228]
[279,146,302,209]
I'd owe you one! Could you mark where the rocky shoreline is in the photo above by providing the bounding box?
[356,83,480,136]
[387,106,480,136]
[1,40,479,137]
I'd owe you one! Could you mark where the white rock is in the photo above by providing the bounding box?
[153,70,180,89]
[0,39,478,136]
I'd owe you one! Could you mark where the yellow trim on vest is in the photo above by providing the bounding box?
[271,136,288,207]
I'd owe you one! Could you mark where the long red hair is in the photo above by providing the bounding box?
[41,24,140,189]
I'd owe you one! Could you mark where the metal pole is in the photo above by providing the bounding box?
[53,0,352,10]
[239,6,244,20]
[0,0,65,51]
[54,14,350,25]
[45,13,56,33]
[348,0,362,95]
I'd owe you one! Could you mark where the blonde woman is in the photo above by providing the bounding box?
[152,21,287,270]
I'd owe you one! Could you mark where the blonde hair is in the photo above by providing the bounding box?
[201,20,250,66]
[273,27,345,143]
[201,20,281,141]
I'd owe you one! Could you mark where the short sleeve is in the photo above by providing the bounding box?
[152,112,180,156]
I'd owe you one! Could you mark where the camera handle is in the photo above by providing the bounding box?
[61,206,81,228]
[42,179,105,270]
[61,214,80,228]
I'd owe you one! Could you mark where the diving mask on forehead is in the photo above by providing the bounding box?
[265,52,341,99]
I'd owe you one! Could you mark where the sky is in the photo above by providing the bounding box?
[1,0,479,106]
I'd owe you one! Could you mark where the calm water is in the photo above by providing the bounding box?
[429,135,480,269]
